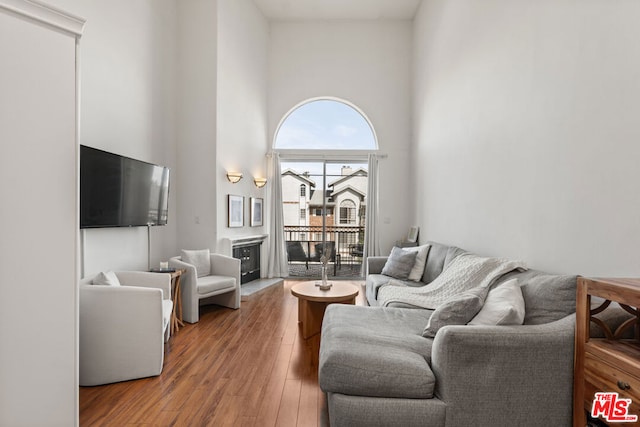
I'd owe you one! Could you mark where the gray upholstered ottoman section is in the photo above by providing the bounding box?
[327,393,447,427]
[319,305,435,399]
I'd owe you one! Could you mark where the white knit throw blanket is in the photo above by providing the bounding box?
[377,252,527,309]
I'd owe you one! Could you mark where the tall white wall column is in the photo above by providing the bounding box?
[0,1,84,425]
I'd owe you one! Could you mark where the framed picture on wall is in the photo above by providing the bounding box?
[228,195,244,228]
[407,226,420,243]
[250,197,263,227]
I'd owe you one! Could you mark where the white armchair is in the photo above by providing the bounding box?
[79,271,173,386]
[169,249,241,324]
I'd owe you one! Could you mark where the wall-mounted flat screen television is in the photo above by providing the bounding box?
[80,145,170,228]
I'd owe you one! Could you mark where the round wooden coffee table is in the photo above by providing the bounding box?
[291,281,359,339]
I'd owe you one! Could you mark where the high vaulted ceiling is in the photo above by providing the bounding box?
[252,0,422,21]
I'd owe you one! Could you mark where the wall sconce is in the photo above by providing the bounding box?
[226,172,243,184]
[254,177,267,188]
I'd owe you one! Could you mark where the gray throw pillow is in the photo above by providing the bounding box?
[518,272,577,325]
[423,286,489,338]
[381,246,418,280]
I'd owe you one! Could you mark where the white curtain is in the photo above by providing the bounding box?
[363,153,381,272]
[266,152,288,278]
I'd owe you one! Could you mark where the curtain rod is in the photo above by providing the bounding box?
[267,151,388,160]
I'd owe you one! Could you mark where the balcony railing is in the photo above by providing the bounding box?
[284,225,364,278]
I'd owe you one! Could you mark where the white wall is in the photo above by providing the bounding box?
[268,21,414,253]
[51,0,178,276]
[0,3,80,425]
[175,0,218,252]
[46,0,270,269]
[216,0,269,250]
[413,0,640,276]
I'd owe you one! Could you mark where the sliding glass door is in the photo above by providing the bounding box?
[281,160,367,279]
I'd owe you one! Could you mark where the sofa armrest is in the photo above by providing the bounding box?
[210,253,241,285]
[430,315,575,426]
[115,271,172,300]
[366,256,388,275]
[79,284,165,386]
[169,255,197,286]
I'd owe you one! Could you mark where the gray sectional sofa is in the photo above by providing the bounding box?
[318,241,578,427]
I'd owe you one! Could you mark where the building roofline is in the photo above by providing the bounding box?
[281,168,316,186]
[328,167,368,187]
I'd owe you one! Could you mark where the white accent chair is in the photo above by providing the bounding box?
[169,249,241,324]
[79,271,173,386]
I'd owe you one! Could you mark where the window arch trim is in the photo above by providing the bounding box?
[272,96,379,154]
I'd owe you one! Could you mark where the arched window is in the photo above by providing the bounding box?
[274,98,377,150]
[275,98,377,280]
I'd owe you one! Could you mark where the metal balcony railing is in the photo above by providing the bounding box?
[284,225,364,278]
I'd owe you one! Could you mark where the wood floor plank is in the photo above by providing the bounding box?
[298,376,319,427]
[235,416,257,427]
[255,342,294,425]
[319,393,329,427]
[139,409,180,426]
[276,379,303,426]
[79,280,364,427]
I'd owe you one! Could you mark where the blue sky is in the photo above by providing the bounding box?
[275,100,376,150]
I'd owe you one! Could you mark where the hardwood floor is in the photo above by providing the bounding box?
[79,280,365,426]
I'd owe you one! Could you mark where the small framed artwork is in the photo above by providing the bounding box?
[407,226,419,243]
[228,195,244,228]
[250,197,263,227]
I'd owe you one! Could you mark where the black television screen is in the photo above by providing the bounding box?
[80,145,170,228]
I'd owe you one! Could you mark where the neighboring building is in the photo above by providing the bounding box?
[281,169,316,241]
[282,166,367,252]
[307,187,334,240]
[326,166,367,227]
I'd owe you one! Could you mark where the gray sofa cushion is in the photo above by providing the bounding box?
[366,274,390,306]
[444,245,467,267]
[366,242,467,306]
[421,241,466,284]
[319,305,435,399]
[493,269,577,325]
[421,242,450,284]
